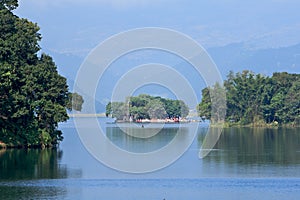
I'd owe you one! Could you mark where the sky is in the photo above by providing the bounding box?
[13,0,300,111]
[15,0,300,58]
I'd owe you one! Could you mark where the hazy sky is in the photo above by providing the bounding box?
[15,0,300,57]
[12,0,300,110]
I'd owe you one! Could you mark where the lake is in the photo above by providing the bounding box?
[1,118,300,199]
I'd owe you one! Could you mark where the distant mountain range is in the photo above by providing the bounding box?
[208,42,300,77]
[46,42,300,112]
[49,42,300,84]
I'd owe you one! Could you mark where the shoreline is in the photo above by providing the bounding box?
[115,119,195,124]
[0,141,55,150]
[68,113,106,118]
[210,122,300,128]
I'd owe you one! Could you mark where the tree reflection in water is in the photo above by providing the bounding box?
[0,148,82,180]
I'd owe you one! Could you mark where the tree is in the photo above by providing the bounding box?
[210,82,226,123]
[106,94,189,121]
[105,102,112,117]
[0,1,78,147]
[110,102,126,120]
[178,100,189,118]
[0,0,18,10]
[146,99,167,119]
[130,105,149,119]
[224,71,239,122]
[68,92,84,111]
[198,70,300,126]
[197,87,211,120]
[282,80,300,125]
[197,83,226,123]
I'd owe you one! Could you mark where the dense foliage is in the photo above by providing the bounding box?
[197,70,300,126]
[106,94,189,121]
[0,1,82,147]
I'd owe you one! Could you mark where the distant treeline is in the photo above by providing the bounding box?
[197,71,300,126]
[106,94,189,121]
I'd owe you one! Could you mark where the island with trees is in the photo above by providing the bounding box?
[0,0,83,148]
[106,94,189,123]
[197,70,300,127]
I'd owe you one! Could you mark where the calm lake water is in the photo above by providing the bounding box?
[1,118,300,199]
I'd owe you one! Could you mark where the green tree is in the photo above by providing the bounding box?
[105,102,112,117]
[210,82,226,123]
[130,105,149,119]
[260,77,277,123]
[282,80,300,125]
[224,71,239,122]
[110,102,126,120]
[0,0,18,10]
[146,99,167,119]
[197,87,211,120]
[178,100,189,118]
[197,83,226,123]
[0,1,75,147]
[198,70,300,126]
[68,92,84,111]
[106,94,189,120]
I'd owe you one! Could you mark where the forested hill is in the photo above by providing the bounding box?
[197,71,300,126]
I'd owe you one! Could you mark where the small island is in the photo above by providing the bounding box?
[105,94,190,123]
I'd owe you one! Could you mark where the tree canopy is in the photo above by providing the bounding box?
[197,70,300,126]
[106,94,189,121]
[0,1,82,147]
[0,0,18,11]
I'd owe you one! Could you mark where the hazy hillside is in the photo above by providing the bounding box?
[208,43,300,76]
[47,43,300,112]
[51,42,300,82]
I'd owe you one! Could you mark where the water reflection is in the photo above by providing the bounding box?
[0,181,68,200]
[200,127,300,165]
[106,125,190,153]
[0,148,82,180]
[1,122,300,199]
[0,147,83,200]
